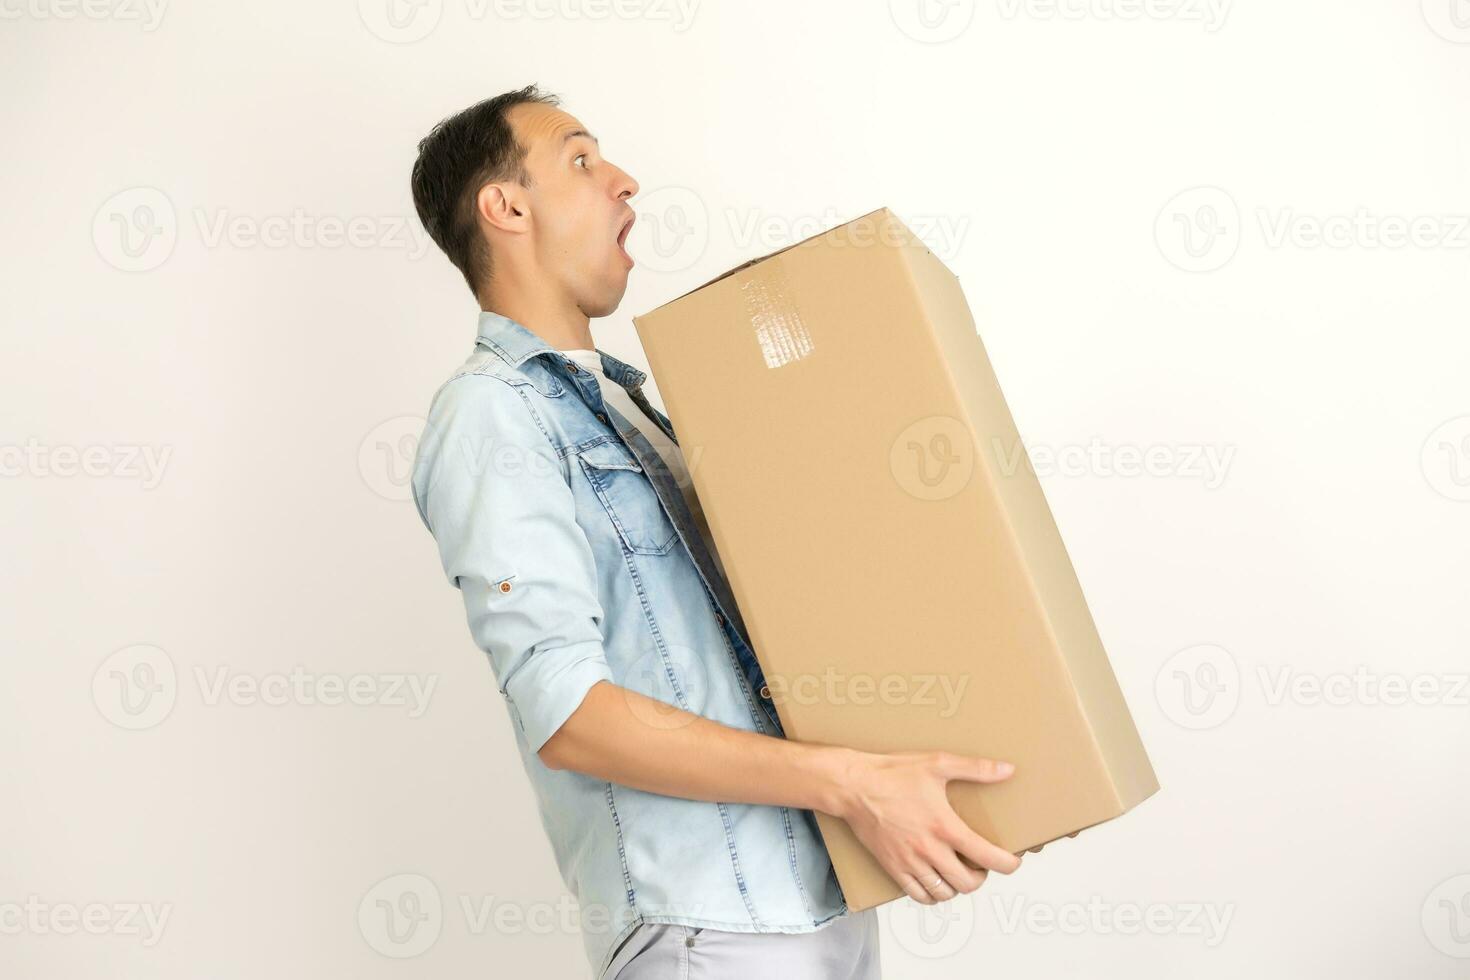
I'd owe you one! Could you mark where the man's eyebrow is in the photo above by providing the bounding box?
[561,128,599,146]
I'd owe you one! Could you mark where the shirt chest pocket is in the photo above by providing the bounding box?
[576,440,679,556]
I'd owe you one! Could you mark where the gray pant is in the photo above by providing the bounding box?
[603,908,881,979]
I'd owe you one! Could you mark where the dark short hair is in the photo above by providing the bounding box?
[410,84,561,295]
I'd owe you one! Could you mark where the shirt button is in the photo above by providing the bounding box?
[596,413,607,423]
[498,581,513,594]
[759,685,771,700]
[567,362,579,372]
[715,612,725,625]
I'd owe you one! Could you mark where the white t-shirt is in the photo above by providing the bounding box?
[560,348,729,583]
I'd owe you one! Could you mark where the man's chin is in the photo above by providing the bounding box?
[582,279,630,319]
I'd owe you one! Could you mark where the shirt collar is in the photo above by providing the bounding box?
[475,310,647,389]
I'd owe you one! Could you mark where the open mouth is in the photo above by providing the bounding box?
[616,213,636,266]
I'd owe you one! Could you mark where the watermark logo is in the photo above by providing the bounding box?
[889,895,977,958]
[93,187,177,272]
[358,0,443,42]
[93,645,439,728]
[92,645,178,731]
[1423,874,1470,958]
[1154,643,1240,730]
[1422,0,1470,43]
[94,188,430,271]
[1159,189,1470,271]
[889,0,977,43]
[360,415,426,503]
[1422,415,1470,502]
[622,643,712,731]
[1155,186,1240,273]
[359,874,443,958]
[890,416,975,501]
[1157,648,1465,728]
[627,186,709,274]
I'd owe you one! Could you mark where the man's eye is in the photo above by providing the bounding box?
[573,154,589,169]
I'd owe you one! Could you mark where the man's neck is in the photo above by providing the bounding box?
[479,278,594,352]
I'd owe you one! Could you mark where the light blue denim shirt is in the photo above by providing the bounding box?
[411,311,848,977]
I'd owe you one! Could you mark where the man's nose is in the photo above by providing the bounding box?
[612,167,640,200]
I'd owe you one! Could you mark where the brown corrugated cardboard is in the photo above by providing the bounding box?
[633,207,1159,911]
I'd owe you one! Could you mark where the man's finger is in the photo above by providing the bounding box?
[943,821,1022,875]
[936,753,1015,784]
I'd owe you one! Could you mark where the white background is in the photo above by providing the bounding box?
[3,0,1468,977]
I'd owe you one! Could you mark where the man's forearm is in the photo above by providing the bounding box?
[538,680,859,817]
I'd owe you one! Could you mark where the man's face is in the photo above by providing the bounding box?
[507,102,640,318]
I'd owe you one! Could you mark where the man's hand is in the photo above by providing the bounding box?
[539,683,1025,907]
[828,750,1022,906]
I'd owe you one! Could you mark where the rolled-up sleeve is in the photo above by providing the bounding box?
[411,374,614,754]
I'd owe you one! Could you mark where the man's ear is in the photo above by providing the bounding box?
[476,182,528,235]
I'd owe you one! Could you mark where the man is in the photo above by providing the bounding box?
[408,85,1022,979]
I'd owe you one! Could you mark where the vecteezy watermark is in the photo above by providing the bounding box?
[357,0,698,43]
[358,873,707,958]
[888,420,1234,501]
[1423,873,1470,958]
[0,439,172,489]
[490,0,698,29]
[993,437,1236,489]
[889,0,977,43]
[1156,644,1470,730]
[1257,665,1470,709]
[193,666,438,717]
[764,669,972,718]
[628,198,971,275]
[995,0,1230,31]
[192,208,430,257]
[93,645,439,730]
[989,895,1235,946]
[0,897,172,946]
[1257,208,1470,251]
[890,891,1235,956]
[92,187,430,272]
[358,414,586,503]
[1421,415,1470,502]
[0,0,168,29]
[1157,187,1470,272]
[725,208,972,263]
[1422,0,1470,44]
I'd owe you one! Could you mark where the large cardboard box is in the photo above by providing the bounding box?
[633,208,1159,911]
